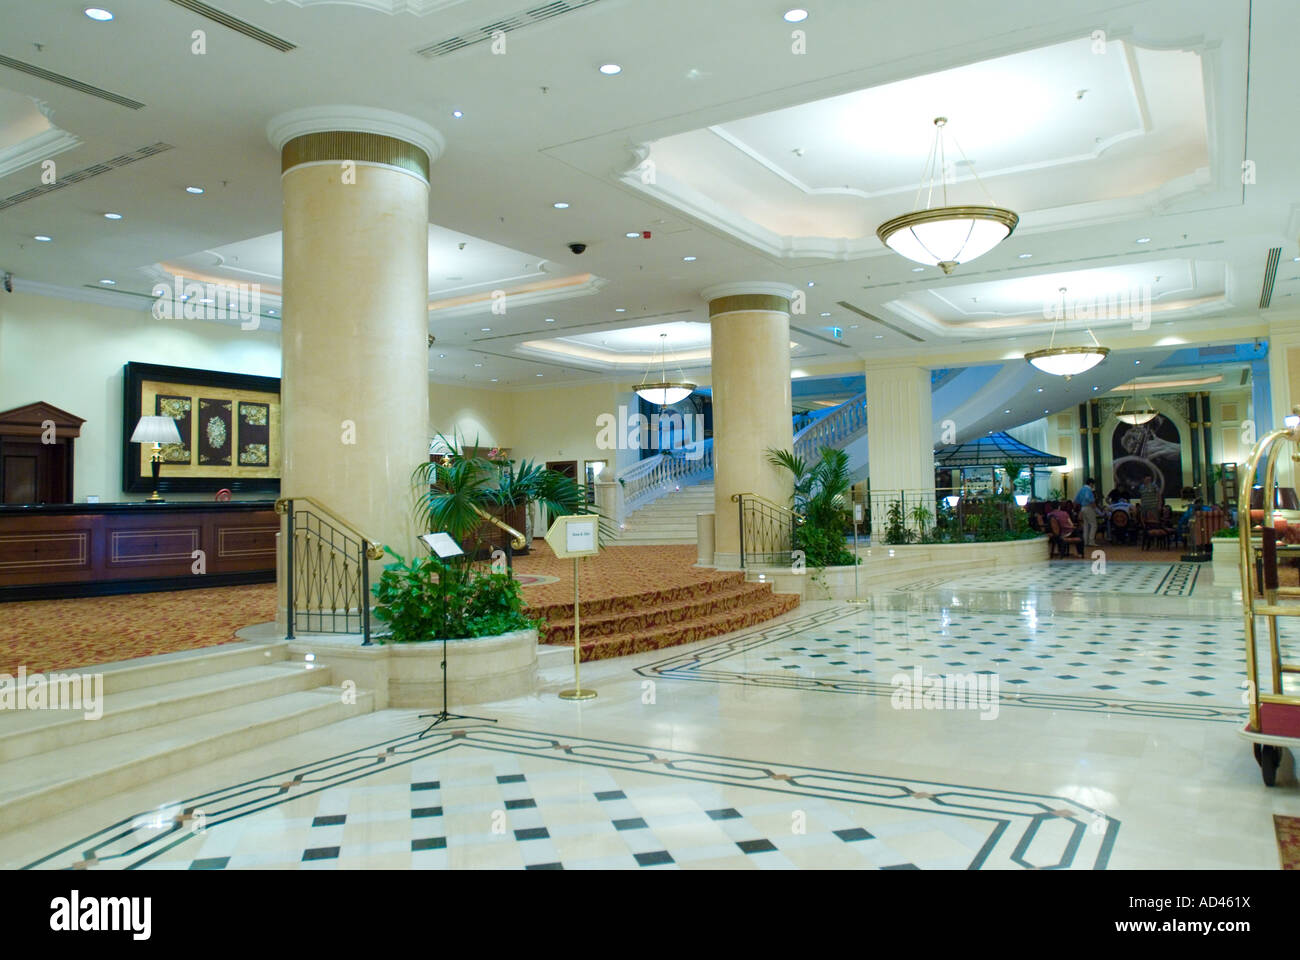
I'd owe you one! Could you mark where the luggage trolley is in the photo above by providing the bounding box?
[1237,414,1300,786]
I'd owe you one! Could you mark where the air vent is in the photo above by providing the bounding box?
[1260,246,1282,308]
[0,143,174,213]
[0,54,144,109]
[164,0,296,51]
[416,0,604,58]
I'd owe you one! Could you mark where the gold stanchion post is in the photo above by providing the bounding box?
[559,555,596,701]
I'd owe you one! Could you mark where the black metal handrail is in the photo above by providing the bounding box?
[275,497,382,644]
[731,492,801,568]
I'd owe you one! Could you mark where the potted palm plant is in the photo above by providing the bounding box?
[767,446,859,566]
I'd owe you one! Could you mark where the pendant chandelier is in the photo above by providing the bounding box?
[1024,287,1110,379]
[876,117,1019,274]
[635,332,695,406]
[1114,377,1157,425]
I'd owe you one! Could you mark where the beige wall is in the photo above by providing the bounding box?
[0,290,280,502]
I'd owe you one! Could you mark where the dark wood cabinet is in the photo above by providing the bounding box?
[0,402,83,505]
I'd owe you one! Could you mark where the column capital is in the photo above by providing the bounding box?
[267,106,445,182]
[701,281,796,317]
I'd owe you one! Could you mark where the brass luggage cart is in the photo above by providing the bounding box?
[1237,417,1300,786]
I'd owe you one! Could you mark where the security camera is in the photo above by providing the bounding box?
[567,242,587,255]
[2,273,12,293]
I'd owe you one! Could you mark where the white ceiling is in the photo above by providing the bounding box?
[0,0,1295,398]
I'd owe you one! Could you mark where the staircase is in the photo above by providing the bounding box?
[533,569,799,660]
[0,642,373,834]
[608,484,715,544]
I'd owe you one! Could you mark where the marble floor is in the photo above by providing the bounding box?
[2,560,1297,870]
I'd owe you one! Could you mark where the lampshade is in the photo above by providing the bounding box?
[130,415,182,444]
[876,205,1019,274]
[634,382,695,405]
[1023,346,1110,378]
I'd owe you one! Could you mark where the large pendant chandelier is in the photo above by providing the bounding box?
[1114,378,1157,425]
[876,117,1019,274]
[1024,287,1110,379]
[635,332,695,406]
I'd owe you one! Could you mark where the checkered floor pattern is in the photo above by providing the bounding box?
[641,604,1300,722]
[24,726,1115,871]
[896,562,1203,597]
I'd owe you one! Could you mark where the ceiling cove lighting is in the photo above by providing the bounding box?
[877,117,1018,274]
[84,7,114,20]
[1023,286,1109,379]
[635,332,695,406]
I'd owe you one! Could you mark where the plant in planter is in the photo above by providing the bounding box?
[766,446,860,565]
[910,503,934,543]
[884,498,916,545]
[489,457,587,544]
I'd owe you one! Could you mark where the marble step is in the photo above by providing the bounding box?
[0,686,373,832]
[0,660,332,763]
[80,640,290,695]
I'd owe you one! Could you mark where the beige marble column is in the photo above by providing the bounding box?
[703,282,795,568]
[268,107,443,606]
[865,363,934,537]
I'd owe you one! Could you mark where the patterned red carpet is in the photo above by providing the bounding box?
[516,541,800,660]
[0,584,276,676]
[0,543,800,673]
[1277,815,1300,870]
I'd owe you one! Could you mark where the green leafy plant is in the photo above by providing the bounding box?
[884,498,916,545]
[910,503,934,542]
[766,446,859,566]
[1213,525,1239,539]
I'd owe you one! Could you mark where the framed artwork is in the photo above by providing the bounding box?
[123,362,281,494]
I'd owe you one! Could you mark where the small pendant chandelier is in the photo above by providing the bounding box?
[1114,377,1157,425]
[876,117,1019,274]
[1024,287,1110,379]
[635,332,695,406]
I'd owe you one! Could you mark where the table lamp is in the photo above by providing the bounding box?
[131,415,182,502]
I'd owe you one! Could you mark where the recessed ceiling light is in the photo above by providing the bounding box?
[1293,256,1300,262]
[1092,385,1099,391]
[1043,409,1049,414]
[806,281,814,287]
[185,186,204,195]
[1136,237,1151,244]
[615,308,626,312]
[1036,387,1043,392]
[33,235,52,242]
[452,110,463,118]
[438,353,445,358]
[911,266,924,272]
[536,373,544,377]
[552,202,570,209]
[599,63,622,75]
[1004,409,1011,414]
[103,212,122,220]
[1135,359,1141,364]
[820,312,831,317]
[544,317,556,323]
[682,256,697,262]
[1018,253,1033,259]
[783,8,808,22]
[480,327,491,332]
[98,279,115,285]
[84,7,114,21]
[474,362,482,367]
[625,232,640,238]
[873,334,884,339]
[268,309,276,315]
[490,378,499,382]
[849,324,859,329]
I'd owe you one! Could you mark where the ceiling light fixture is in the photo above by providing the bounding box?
[452,110,463,118]
[103,212,122,220]
[1018,253,1033,259]
[1136,237,1151,244]
[544,317,556,323]
[877,117,1018,274]
[1114,377,1157,426]
[1023,286,1109,379]
[185,186,204,195]
[599,63,622,75]
[84,7,114,21]
[783,9,808,22]
[99,279,115,285]
[33,235,51,242]
[682,256,697,262]
[635,332,695,406]
[552,202,570,209]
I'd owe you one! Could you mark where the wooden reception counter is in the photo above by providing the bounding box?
[0,500,278,601]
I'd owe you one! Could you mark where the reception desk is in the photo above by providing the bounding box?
[0,501,278,601]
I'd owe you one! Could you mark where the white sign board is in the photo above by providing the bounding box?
[544,514,601,558]
[420,532,465,559]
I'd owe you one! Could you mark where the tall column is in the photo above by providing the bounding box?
[865,363,934,537]
[703,282,795,569]
[268,107,444,557]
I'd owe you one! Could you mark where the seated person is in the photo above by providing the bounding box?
[1047,502,1083,556]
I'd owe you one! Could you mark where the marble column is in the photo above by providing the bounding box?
[865,363,934,538]
[703,282,795,568]
[267,107,443,623]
